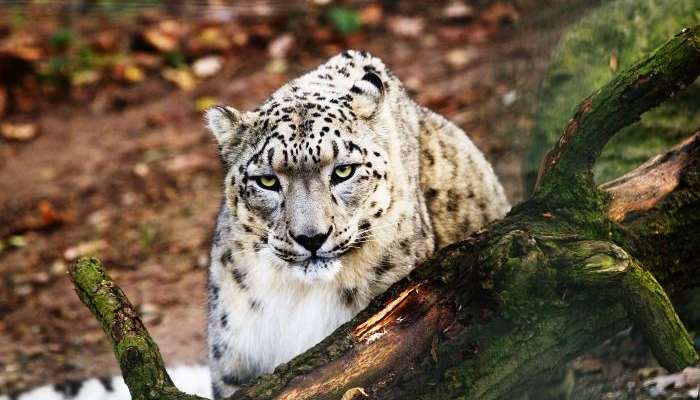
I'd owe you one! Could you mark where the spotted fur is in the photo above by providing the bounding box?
[206,50,509,398]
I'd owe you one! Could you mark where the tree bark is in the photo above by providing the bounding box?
[69,26,700,400]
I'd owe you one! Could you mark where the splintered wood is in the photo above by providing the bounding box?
[352,282,424,342]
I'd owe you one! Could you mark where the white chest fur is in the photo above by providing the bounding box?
[212,251,360,377]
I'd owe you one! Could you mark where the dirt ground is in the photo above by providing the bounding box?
[0,1,683,398]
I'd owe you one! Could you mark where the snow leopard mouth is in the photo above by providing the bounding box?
[290,256,336,270]
[287,256,342,282]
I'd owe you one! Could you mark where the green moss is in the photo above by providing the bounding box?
[524,0,700,193]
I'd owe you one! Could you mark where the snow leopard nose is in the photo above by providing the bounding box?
[290,228,331,254]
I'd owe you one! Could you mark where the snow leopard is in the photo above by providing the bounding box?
[0,50,509,400]
[205,50,509,399]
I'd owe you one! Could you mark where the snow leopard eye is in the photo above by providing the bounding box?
[331,165,356,184]
[255,175,280,191]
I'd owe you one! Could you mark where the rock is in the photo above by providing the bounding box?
[1,122,38,141]
[192,56,223,78]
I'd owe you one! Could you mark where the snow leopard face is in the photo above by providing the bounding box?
[206,71,394,281]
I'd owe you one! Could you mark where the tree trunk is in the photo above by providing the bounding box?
[69,26,700,400]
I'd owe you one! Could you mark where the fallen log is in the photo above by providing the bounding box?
[69,25,700,400]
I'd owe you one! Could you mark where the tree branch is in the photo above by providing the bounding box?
[69,258,207,400]
[534,26,700,194]
[68,26,700,400]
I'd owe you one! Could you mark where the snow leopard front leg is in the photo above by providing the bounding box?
[207,207,262,399]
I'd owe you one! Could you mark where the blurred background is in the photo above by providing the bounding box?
[1,0,698,398]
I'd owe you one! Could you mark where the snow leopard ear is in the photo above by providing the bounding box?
[205,105,244,148]
[350,72,384,118]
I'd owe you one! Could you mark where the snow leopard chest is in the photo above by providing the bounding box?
[208,248,368,381]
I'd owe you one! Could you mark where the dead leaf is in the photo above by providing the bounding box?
[123,65,145,82]
[142,20,183,53]
[0,85,6,117]
[644,367,700,397]
[1,122,38,141]
[166,154,213,172]
[64,240,108,260]
[187,27,232,55]
[38,200,58,225]
[265,58,288,74]
[341,387,368,400]
[637,367,663,380]
[481,2,519,25]
[162,68,196,90]
[192,56,223,78]
[360,4,383,25]
[438,23,492,44]
[195,96,218,112]
[71,70,101,86]
[571,356,603,374]
[267,34,295,60]
[443,1,475,20]
[132,52,162,69]
[445,48,477,69]
[609,53,619,72]
[146,111,168,128]
[139,302,162,326]
[0,33,43,62]
[91,30,121,53]
[387,16,425,37]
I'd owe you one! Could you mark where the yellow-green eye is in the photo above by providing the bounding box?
[332,165,356,184]
[256,175,279,190]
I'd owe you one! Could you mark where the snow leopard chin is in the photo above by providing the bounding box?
[288,257,342,283]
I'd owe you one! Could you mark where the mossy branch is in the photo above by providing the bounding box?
[534,25,700,195]
[563,240,697,371]
[68,26,700,400]
[69,258,207,400]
